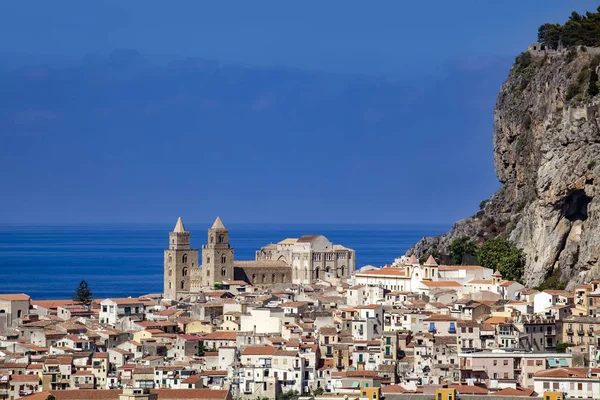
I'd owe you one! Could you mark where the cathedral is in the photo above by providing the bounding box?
[163,217,356,300]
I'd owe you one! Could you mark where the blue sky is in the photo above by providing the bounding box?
[0,1,597,224]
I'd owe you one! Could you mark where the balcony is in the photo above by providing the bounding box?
[578,329,585,335]
[566,328,574,335]
[589,329,595,336]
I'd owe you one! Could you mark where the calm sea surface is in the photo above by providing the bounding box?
[0,223,447,300]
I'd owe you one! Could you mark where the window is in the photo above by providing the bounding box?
[493,360,497,366]
[503,360,508,366]
[220,235,225,243]
[207,256,211,264]
[182,254,188,263]
[182,267,187,277]
[221,268,227,277]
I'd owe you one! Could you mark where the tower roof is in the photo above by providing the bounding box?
[493,270,502,277]
[211,216,226,230]
[173,217,186,233]
[424,255,438,266]
[408,254,419,265]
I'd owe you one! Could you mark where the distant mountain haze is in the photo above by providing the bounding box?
[0,50,510,224]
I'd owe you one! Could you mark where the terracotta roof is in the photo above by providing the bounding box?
[535,367,600,378]
[381,384,410,393]
[494,387,535,397]
[468,279,494,285]
[0,294,30,301]
[25,389,231,400]
[438,265,487,271]
[484,316,511,325]
[241,345,278,356]
[424,314,457,322]
[202,331,237,340]
[421,280,462,287]
[357,267,407,277]
[182,375,201,384]
[200,370,228,376]
[32,299,74,309]
[449,384,488,394]
[542,290,570,297]
[102,298,144,305]
[424,255,438,266]
[10,374,39,382]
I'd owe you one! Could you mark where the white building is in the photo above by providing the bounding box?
[99,298,145,326]
[239,308,285,335]
[533,290,571,315]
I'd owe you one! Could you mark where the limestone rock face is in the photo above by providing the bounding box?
[407,46,600,288]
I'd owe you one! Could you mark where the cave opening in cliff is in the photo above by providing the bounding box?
[563,190,592,222]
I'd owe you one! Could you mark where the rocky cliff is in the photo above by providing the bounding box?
[407,45,600,289]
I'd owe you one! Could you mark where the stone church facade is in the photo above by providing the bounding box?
[255,235,356,285]
[163,217,356,300]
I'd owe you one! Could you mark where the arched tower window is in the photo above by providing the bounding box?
[315,267,320,280]
[168,268,172,277]
[219,235,225,243]
[252,274,256,282]
[210,236,214,243]
[222,268,227,277]
[169,282,172,289]
[207,269,210,277]
[282,273,286,282]
[180,280,185,289]
[182,254,188,263]
[262,274,266,283]
[221,255,226,264]
[182,268,188,277]
[207,256,211,264]
[272,273,276,283]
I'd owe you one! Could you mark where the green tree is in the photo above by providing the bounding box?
[556,342,575,353]
[312,387,325,396]
[46,395,56,400]
[73,280,93,307]
[479,199,489,210]
[449,236,477,265]
[477,237,526,282]
[280,390,300,400]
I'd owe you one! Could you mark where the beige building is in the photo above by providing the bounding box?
[0,293,30,329]
[256,235,355,284]
[165,217,358,298]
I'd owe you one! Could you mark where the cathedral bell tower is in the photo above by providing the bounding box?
[164,217,198,300]
[201,217,235,288]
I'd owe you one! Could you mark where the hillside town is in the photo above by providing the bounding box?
[2,218,600,400]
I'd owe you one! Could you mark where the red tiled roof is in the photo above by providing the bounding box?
[449,384,488,394]
[0,294,30,301]
[357,267,407,277]
[438,265,486,271]
[241,345,277,356]
[494,387,536,397]
[421,280,462,287]
[202,331,237,340]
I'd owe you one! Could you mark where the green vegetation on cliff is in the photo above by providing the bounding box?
[538,8,600,49]
[448,236,526,283]
[449,236,477,265]
[477,237,526,282]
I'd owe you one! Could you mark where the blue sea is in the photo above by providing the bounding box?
[0,223,447,300]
